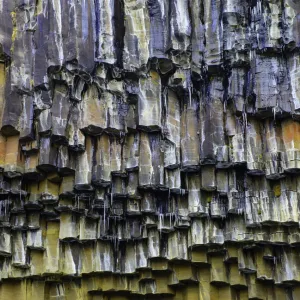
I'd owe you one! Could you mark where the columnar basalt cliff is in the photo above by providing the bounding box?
[1,0,300,299]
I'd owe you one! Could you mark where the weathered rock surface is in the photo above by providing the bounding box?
[1,0,300,299]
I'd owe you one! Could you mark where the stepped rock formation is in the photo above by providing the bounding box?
[1,0,300,299]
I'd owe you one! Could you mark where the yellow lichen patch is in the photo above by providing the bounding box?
[0,134,6,166]
[0,280,26,300]
[64,281,84,300]
[149,69,160,83]
[0,62,5,124]
[35,0,43,16]
[30,251,44,276]
[44,221,60,273]
[10,11,16,24]
[10,11,17,54]
[273,183,281,197]
[38,178,59,199]
[5,135,19,165]
[30,78,34,89]
[59,175,75,194]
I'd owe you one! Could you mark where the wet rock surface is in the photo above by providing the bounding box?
[1,0,300,299]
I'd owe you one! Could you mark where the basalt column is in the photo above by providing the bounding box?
[1,0,300,299]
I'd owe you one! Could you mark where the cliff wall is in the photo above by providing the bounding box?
[1,0,300,299]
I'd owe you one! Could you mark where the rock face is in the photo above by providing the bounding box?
[1,0,300,299]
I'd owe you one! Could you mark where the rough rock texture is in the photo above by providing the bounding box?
[1,0,300,299]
